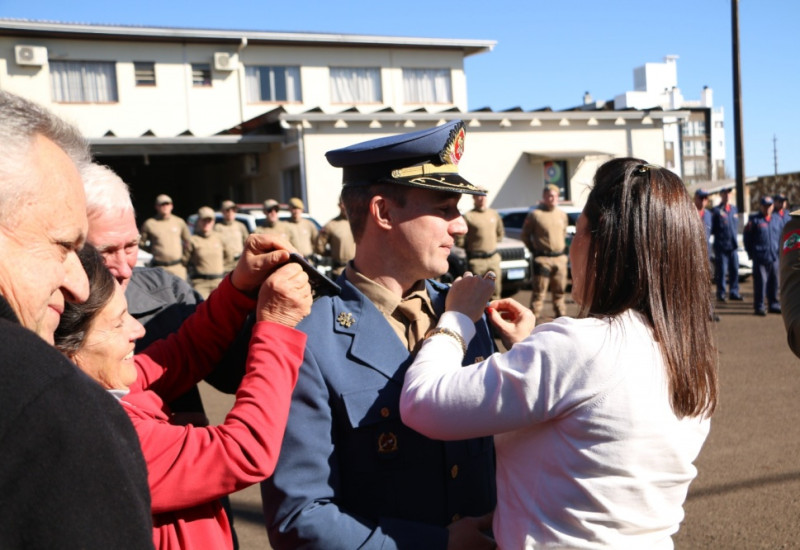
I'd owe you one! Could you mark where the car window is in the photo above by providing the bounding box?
[500,211,528,230]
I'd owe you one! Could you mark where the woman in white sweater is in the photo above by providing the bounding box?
[400,158,718,549]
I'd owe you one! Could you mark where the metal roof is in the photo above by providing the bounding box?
[0,18,495,56]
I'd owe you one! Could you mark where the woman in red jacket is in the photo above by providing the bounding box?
[54,235,312,550]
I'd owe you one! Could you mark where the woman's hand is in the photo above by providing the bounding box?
[229,233,298,295]
[445,272,496,322]
[256,261,313,327]
[486,298,536,349]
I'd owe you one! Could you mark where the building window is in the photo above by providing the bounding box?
[281,167,301,199]
[681,120,706,137]
[192,63,212,87]
[330,67,382,103]
[245,66,302,103]
[543,160,569,200]
[402,68,452,104]
[683,140,707,157]
[50,60,118,103]
[684,158,709,178]
[134,61,156,86]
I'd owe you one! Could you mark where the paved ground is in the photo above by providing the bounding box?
[199,277,800,549]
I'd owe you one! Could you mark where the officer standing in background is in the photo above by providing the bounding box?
[774,194,790,234]
[214,200,249,273]
[744,196,782,316]
[711,187,743,302]
[315,196,356,277]
[521,184,569,319]
[255,198,292,240]
[262,120,497,549]
[140,193,192,280]
[185,206,229,299]
[286,197,318,259]
[780,209,800,358]
[695,189,720,322]
[458,192,504,298]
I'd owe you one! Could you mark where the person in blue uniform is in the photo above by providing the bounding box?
[261,120,498,549]
[773,193,790,234]
[711,187,743,302]
[695,189,720,322]
[744,196,782,315]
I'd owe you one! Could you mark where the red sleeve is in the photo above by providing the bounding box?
[131,275,254,402]
[124,321,306,513]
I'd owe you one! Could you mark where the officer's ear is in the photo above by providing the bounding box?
[370,195,394,231]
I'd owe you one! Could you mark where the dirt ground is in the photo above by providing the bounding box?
[199,277,800,549]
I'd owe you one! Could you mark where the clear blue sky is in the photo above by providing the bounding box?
[2,0,797,178]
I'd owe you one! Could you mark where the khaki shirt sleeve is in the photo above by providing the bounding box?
[780,216,800,358]
[496,215,505,241]
[520,212,534,252]
[180,220,192,252]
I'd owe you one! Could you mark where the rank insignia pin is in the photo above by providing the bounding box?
[337,312,355,328]
[377,432,398,454]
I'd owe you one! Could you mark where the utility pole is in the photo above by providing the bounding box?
[773,134,779,176]
[731,0,746,212]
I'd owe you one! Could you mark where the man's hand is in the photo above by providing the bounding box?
[447,512,496,550]
[486,298,536,349]
[445,272,496,322]
[256,261,312,327]
[230,233,298,295]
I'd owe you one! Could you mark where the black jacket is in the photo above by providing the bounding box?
[0,295,154,549]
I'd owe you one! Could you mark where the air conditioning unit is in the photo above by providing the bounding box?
[15,45,48,67]
[213,52,238,71]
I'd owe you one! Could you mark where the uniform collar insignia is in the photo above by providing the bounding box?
[337,311,355,328]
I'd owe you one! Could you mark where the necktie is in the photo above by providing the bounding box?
[395,296,430,352]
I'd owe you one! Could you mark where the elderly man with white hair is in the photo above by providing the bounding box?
[0,90,153,547]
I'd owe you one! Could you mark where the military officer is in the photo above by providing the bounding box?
[140,193,192,280]
[780,210,800,358]
[520,184,569,319]
[254,198,292,240]
[285,197,318,259]
[214,199,249,272]
[261,120,497,549]
[185,206,229,299]
[711,187,743,302]
[774,193,790,230]
[458,192,504,298]
[745,196,782,316]
[314,196,356,277]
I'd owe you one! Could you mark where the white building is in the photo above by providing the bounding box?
[0,19,689,223]
[612,55,726,184]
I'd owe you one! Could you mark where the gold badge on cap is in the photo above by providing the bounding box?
[337,312,355,328]
[377,432,398,454]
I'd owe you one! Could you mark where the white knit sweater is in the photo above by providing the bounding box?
[401,309,710,549]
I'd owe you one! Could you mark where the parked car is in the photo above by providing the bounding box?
[444,236,531,297]
[709,234,752,282]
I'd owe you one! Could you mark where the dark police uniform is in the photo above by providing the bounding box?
[711,191,742,301]
[744,197,782,315]
[261,120,497,549]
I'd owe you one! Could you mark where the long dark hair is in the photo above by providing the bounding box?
[579,158,718,418]
[54,244,116,356]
